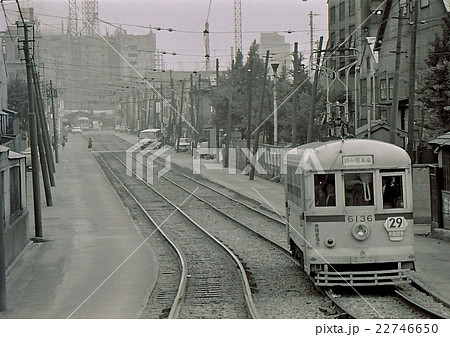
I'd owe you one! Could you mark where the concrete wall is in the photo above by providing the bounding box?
[4,211,29,268]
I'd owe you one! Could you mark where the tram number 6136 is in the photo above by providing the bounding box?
[347,215,373,222]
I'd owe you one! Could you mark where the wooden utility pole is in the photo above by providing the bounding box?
[307,36,324,143]
[34,95,53,206]
[21,19,43,237]
[32,67,55,174]
[49,81,59,163]
[407,0,418,161]
[0,168,6,311]
[190,74,196,148]
[389,1,404,145]
[215,59,220,158]
[224,98,231,168]
[176,79,185,153]
[249,50,270,180]
[246,57,253,153]
[169,71,175,143]
[292,43,299,147]
[33,67,56,180]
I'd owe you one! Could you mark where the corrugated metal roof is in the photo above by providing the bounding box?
[429,132,450,146]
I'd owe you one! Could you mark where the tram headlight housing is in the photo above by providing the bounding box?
[351,223,371,241]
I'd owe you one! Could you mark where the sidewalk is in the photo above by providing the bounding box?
[0,134,158,318]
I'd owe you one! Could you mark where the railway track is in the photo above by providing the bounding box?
[89,133,257,318]
[88,132,329,318]
[86,132,449,319]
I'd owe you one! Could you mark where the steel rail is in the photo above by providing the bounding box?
[395,288,450,319]
[94,150,188,319]
[94,137,260,319]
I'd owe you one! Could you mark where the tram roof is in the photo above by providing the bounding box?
[286,139,411,171]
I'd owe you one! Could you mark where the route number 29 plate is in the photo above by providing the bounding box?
[384,217,408,241]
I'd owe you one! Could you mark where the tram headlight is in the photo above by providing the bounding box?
[351,223,371,241]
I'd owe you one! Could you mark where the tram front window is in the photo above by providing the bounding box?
[314,174,336,207]
[344,173,374,206]
[382,175,404,208]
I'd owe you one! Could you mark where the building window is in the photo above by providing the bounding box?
[10,166,22,219]
[339,2,345,21]
[388,78,394,99]
[361,78,367,104]
[330,31,336,49]
[349,0,356,16]
[366,56,371,70]
[339,28,345,44]
[380,79,387,100]
[330,6,336,24]
[349,25,356,48]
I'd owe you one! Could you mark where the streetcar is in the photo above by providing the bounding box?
[285,139,416,286]
[78,117,90,130]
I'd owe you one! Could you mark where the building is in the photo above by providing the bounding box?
[259,32,291,70]
[325,0,449,148]
[0,145,28,269]
[1,7,157,113]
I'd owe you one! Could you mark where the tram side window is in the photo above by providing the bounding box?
[314,174,336,207]
[382,175,404,208]
[344,173,374,206]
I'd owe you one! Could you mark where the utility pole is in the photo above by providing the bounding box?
[169,71,175,143]
[49,81,59,163]
[271,62,279,146]
[20,16,43,238]
[292,43,299,147]
[176,79,185,153]
[389,1,405,145]
[249,50,270,180]
[34,94,53,206]
[33,67,56,179]
[0,168,6,311]
[246,57,253,152]
[309,11,319,74]
[307,36,324,143]
[215,59,220,160]
[407,0,418,161]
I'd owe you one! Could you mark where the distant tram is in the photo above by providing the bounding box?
[286,139,415,286]
[78,117,90,130]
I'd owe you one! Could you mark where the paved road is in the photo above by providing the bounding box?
[1,134,158,318]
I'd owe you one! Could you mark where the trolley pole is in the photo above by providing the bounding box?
[21,19,43,238]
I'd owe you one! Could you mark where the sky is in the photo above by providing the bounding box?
[0,0,328,70]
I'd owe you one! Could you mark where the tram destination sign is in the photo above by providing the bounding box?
[342,155,373,166]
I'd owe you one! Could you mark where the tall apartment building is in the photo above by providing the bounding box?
[325,0,449,147]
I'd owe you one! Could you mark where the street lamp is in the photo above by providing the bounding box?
[271,62,279,146]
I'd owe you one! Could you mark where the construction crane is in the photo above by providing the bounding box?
[234,0,242,53]
[203,0,212,71]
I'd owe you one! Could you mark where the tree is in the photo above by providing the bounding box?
[7,78,28,130]
[417,14,450,140]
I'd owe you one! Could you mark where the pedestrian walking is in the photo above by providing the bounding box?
[88,137,93,151]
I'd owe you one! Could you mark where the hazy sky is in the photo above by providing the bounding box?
[1,0,328,70]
